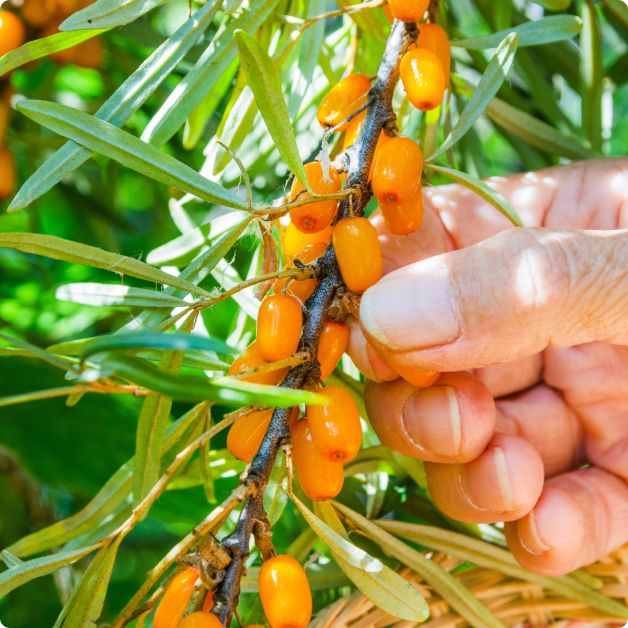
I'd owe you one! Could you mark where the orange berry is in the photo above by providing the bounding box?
[281,221,332,260]
[388,0,430,22]
[317,74,371,131]
[202,590,214,612]
[259,555,312,628]
[394,364,439,388]
[307,386,362,462]
[227,409,272,462]
[289,162,341,234]
[228,342,287,386]
[178,613,223,628]
[21,0,54,27]
[292,419,344,501]
[418,23,451,84]
[0,11,26,57]
[153,567,199,628]
[342,110,367,151]
[0,100,8,141]
[379,193,424,235]
[0,147,16,200]
[47,30,103,68]
[273,242,326,303]
[383,3,394,23]
[400,48,446,111]
[332,217,383,293]
[317,321,349,380]
[257,294,303,362]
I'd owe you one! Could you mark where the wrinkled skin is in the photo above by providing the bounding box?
[349,158,628,576]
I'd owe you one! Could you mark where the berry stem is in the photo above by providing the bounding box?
[211,19,416,626]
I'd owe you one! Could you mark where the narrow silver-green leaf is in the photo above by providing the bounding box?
[0,30,106,76]
[1,551,23,569]
[315,502,429,623]
[61,0,168,30]
[80,332,235,362]
[336,503,502,628]
[10,0,221,211]
[16,100,248,210]
[233,30,307,185]
[453,15,582,49]
[529,0,572,10]
[143,0,280,145]
[56,283,188,308]
[425,163,523,227]
[580,0,603,153]
[0,545,100,598]
[431,33,518,159]
[485,97,596,159]
[599,0,628,27]
[299,0,325,83]
[265,452,289,526]
[0,233,210,297]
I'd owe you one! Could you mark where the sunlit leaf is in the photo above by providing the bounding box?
[16,101,248,210]
[580,0,603,153]
[56,283,189,308]
[431,33,518,159]
[61,0,169,30]
[599,0,628,27]
[234,30,307,186]
[453,15,582,49]
[425,163,523,227]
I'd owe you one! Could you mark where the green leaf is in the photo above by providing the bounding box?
[485,97,596,160]
[599,0,628,27]
[16,100,248,210]
[0,233,210,297]
[0,387,85,408]
[313,502,430,623]
[431,33,518,159]
[377,520,628,619]
[0,30,107,76]
[265,452,289,526]
[61,0,169,30]
[80,332,236,363]
[143,0,280,145]
[103,355,324,407]
[1,550,23,569]
[299,0,325,83]
[6,404,205,558]
[529,0,572,10]
[0,545,100,598]
[453,15,582,49]
[147,213,250,267]
[336,503,503,628]
[0,333,75,373]
[425,163,523,227]
[55,283,189,308]
[234,30,307,186]
[580,0,603,153]
[56,537,123,627]
[10,0,221,211]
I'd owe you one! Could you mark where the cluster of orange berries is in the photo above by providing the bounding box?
[154,554,312,628]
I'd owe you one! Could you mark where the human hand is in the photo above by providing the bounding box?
[349,158,628,576]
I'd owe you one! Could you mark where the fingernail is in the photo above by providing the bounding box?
[517,511,551,555]
[460,446,514,511]
[360,258,460,352]
[402,386,461,456]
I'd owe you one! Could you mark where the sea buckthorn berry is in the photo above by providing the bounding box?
[317,321,349,380]
[0,147,16,200]
[281,221,332,261]
[394,364,439,388]
[307,385,362,462]
[418,23,451,84]
[257,294,303,362]
[332,217,383,293]
[273,242,326,303]
[178,612,223,628]
[202,590,214,612]
[21,0,54,27]
[0,100,9,142]
[292,419,344,500]
[379,193,424,235]
[227,409,272,462]
[228,341,287,386]
[389,0,430,22]
[153,567,199,628]
[400,48,446,112]
[289,162,341,234]
[288,406,300,431]
[342,110,367,151]
[259,555,312,628]
[317,74,371,131]
[372,136,423,202]
[0,11,26,58]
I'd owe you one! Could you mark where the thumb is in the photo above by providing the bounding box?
[360,228,628,372]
